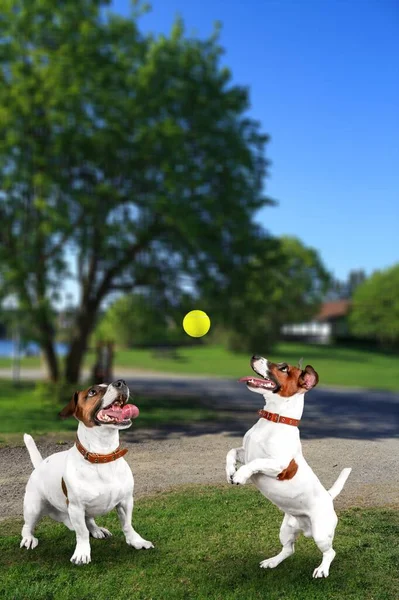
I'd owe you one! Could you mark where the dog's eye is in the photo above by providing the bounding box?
[88,389,97,397]
[280,365,289,373]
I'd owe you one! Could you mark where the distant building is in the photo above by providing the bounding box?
[281,300,351,344]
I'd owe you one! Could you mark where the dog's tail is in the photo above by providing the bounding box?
[328,467,352,500]
[23,434,43,469]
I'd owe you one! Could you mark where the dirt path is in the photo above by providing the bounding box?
[1,428,398,524]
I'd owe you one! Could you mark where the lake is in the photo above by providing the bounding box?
[0,340,68,358]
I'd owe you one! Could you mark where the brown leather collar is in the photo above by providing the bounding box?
[75,436,128,464]
[258,409,300,427]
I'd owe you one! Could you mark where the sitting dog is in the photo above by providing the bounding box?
[226,356,351,578]
[21,380,154,565]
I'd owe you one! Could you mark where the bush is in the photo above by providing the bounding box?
[34,380,82,406]
[93,294,185,348]
[349,263,399,349]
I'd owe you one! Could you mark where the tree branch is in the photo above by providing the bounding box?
[44,211,85,261]
[95,218,162,302]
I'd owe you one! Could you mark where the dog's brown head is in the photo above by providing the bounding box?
[240,356,319,398]
[59,380,139,429]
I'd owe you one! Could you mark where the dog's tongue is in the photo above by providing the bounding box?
[103,403,139,421]
[121,404,139,420]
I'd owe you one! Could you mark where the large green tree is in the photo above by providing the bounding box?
[0,0,274,382]
[349,264,399,349]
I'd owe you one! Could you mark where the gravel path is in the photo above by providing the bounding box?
[1,428,398,524]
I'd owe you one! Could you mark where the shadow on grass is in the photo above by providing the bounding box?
[1,377,398,444]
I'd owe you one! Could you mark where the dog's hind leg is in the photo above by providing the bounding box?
[260,514,300,570]
[20,483,44,550]
[85,517,112,539]
[311,511,338,578]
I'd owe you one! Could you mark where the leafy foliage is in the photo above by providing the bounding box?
[94,293,175,347]
[213,236,330,353]
[326,269,366,301]
[349,264,399,348]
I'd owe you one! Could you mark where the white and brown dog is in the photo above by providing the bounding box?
[21,380,154,565]
[226,356,351,578]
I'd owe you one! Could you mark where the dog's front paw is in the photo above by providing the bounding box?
[260,557,280,569]
[127,535,154,550]
[232,466,251,485]
[20,535,38,550]
[226,464,236,484]
[70,543,91,565]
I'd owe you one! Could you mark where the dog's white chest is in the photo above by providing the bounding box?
[65,453,133,517]
[244,420,299,464]
[84,480,129,517]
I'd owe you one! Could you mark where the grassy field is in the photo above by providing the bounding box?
[1,342,398,391]
[0,486,398,600]
[0,355,41,369]
[0,380,218,444]
[119,342,399,391]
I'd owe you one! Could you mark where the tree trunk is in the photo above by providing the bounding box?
[64,303,98,384]
[64,335,88,384]
[41,338,60,382]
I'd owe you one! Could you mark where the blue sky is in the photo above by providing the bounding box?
[112,0,398,281]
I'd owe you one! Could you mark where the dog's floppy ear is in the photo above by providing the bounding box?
[299,365,319,391]
[59,391,79,419]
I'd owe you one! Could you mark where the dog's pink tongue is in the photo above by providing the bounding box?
[121,404,139,420]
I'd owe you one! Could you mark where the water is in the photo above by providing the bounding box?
[0,339,68,358]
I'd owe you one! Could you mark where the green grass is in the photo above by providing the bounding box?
[1,342,398,391]
[112,342,399,391]
[0,380,218,444]
[0,355,41,369]
[0,486,398,600]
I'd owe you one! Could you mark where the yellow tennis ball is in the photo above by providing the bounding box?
[183,310,211,338]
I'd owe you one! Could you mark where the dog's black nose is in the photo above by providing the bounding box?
[252,355,262,361]
[113,380,126,388]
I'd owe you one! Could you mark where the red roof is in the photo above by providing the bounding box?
[315,300,351,321]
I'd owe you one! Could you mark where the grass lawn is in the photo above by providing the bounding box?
[0,486,398,600]
[112,342,399,391]
[1,342,398,391]
[0,380,218,445]
[0,355,41,369]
